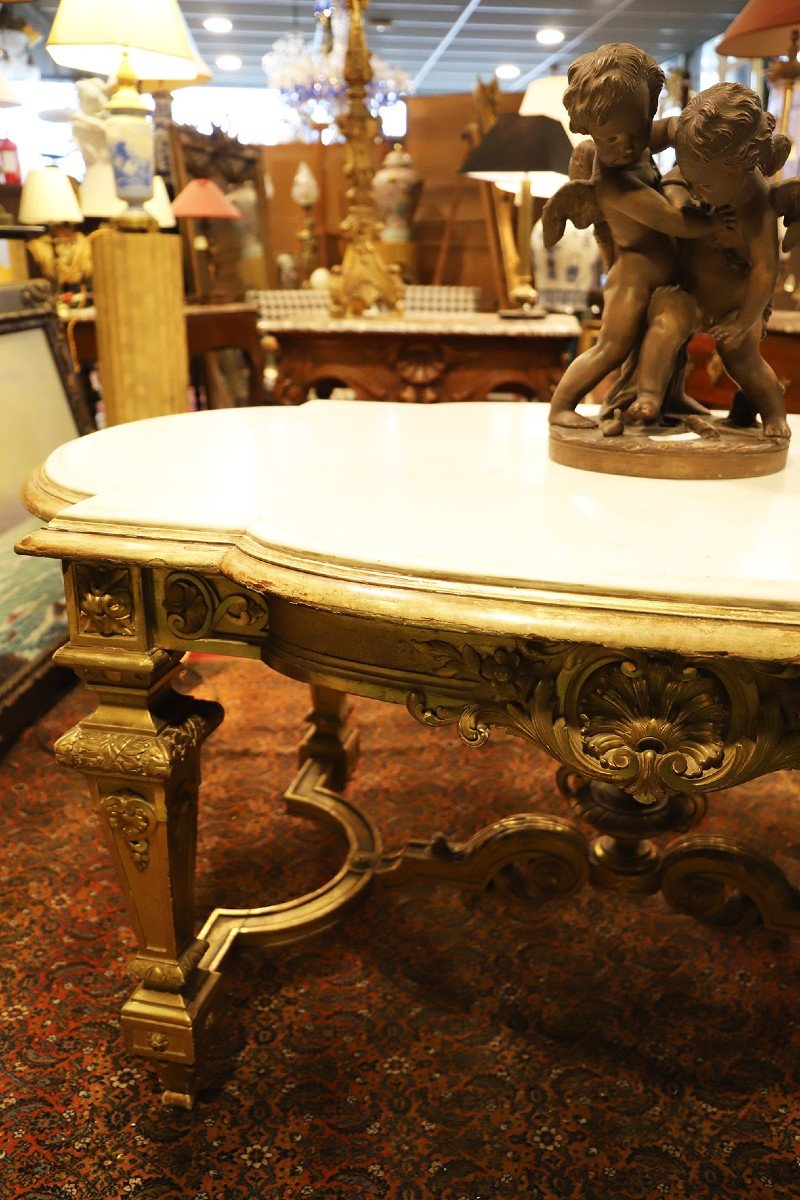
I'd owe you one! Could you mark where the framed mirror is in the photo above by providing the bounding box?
[169,122,275,301]
[0,281,94,754]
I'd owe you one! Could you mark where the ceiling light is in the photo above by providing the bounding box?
[203,16,233,34]
[215,53,241,70]
[536,28,564,46]
[495,63,520,81]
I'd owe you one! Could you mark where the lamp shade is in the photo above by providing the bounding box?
[518,75,581,146]
[144,175,176,228]
[717,0,800,57]
[46,0,201,81]
[171,178,242,220]
[19,167,83,224]
[461,113,573,198]
[0,71,21,108]
[137,13,213,92]
[79,162,126,218]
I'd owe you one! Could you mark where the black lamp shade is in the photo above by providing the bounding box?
[460,113,573,181]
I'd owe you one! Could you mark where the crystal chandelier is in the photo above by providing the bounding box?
[261,0,409,134]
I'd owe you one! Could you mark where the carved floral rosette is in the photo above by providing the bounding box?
[407,637,800,806]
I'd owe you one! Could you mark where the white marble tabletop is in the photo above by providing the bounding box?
[20,400,800,661]
[256,312,580,338]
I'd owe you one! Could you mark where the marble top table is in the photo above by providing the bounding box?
[255,312,580,405]
[258,312,580,337]
[18,400,800,1108]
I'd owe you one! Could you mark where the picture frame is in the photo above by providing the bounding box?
[0,280,94,755]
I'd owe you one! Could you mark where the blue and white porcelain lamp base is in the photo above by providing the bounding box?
[104,55,156,232]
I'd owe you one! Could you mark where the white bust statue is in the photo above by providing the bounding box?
[72,77,111,169]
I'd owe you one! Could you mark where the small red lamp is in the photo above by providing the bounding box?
[717,1,800,145]
[171,177,241,301]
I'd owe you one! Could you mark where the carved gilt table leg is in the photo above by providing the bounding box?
[53,563,223,1108]
[299,684,360,793]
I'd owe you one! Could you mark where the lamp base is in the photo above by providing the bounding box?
[112,207,157,233]
[498,307,547,320]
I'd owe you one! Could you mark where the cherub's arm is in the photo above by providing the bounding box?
[649,116,677,155]
[602,174,717,238]
[770,179,800,251]
[660,166,693,212]
[713,200,778,342]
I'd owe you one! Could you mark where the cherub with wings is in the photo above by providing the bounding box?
[542,43,729,429]
[596,84,794,440]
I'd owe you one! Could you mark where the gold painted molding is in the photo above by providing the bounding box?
[14,526,800,662]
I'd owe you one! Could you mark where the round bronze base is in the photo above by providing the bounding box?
[549,419,789,479]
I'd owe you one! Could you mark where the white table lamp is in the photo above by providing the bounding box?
[46,0,204,227]
[79,162,126,220]
[19,167,83,225]
[45,0,201,81]
[144,176,176,229]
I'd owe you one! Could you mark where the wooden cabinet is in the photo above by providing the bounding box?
[686,328,800,414]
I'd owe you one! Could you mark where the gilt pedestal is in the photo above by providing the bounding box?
[91,228,188,425]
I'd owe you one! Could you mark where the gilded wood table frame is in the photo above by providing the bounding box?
[26,528,800,1108]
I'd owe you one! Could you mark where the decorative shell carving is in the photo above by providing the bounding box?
[408,637,800,805]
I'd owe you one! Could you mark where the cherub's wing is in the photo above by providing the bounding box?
[542,180,603,249]
[765,133,792,179]
[568,140,596,182]
[770,179,800,252]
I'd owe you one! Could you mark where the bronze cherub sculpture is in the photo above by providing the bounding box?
[543,44,799,479]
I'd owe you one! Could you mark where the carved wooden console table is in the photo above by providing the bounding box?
[259,311,579,404]
[17,400,800,1108]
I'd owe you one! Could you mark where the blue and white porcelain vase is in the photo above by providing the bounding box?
[103,58,154,222]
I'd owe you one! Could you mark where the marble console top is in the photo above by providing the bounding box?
[257,312,581,338]
[21,401,800,653]
[767,309,800,335]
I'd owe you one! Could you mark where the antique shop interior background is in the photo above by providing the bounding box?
[5,0,800,1197]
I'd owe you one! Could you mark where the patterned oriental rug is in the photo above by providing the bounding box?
[2,657,800,1200]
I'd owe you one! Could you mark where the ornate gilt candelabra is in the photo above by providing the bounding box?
[329,0,402,316]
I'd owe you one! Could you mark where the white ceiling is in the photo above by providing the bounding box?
[36,0,741,94]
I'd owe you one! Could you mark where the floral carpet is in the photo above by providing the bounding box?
[2,656,800,1199]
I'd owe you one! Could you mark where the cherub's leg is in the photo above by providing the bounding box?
[549,267,650,428]
[719,328,790,440]
[629,288,701,423]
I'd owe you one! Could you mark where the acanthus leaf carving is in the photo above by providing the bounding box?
[163,572,269,642]
[102,789,156,871]
[54,701,223,780]
[408,636,800,804]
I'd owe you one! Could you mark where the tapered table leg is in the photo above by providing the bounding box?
[299,684,360,793]
[54,633,222,1108]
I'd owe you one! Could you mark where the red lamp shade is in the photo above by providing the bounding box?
[717,0,800,58]
[171,178,242,220]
